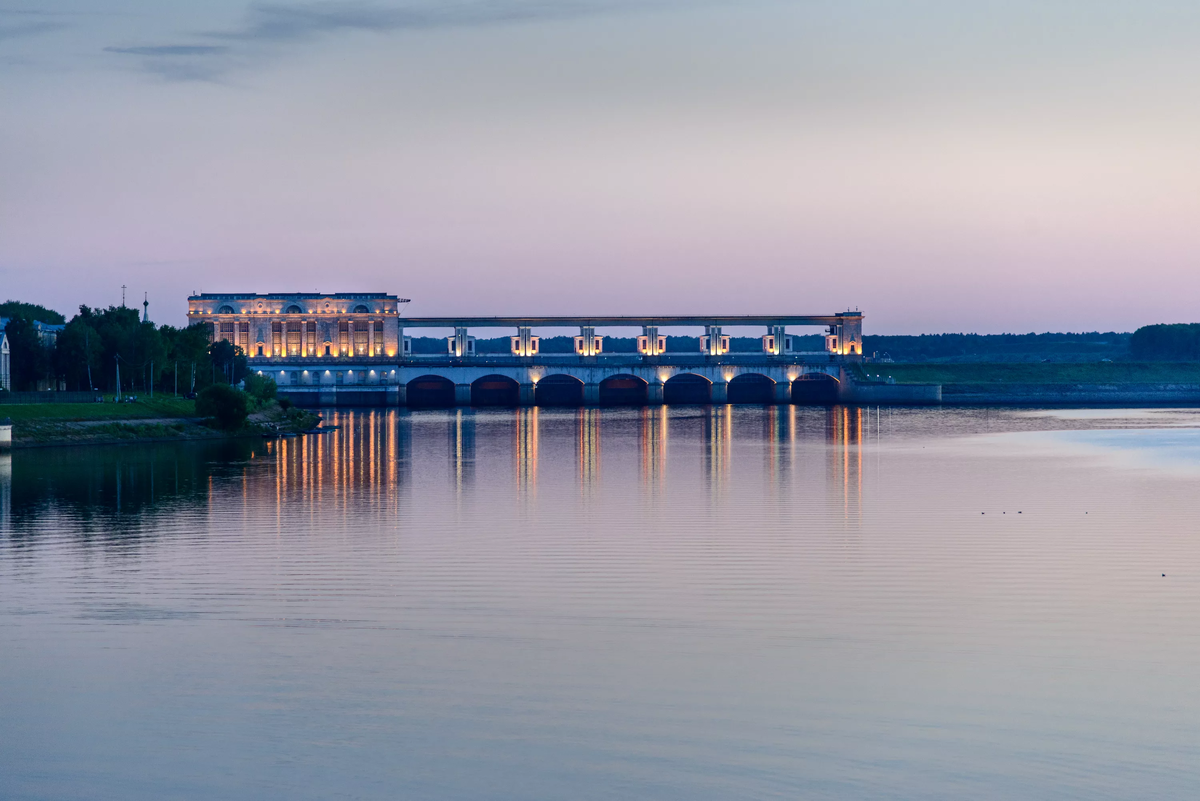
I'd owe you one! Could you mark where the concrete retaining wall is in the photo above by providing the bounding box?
[942,383,1200,405]
[842,382,941,404]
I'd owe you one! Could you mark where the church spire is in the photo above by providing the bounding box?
[142,293,150,324]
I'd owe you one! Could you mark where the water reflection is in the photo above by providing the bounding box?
[0,453,10,533]
[577,408,601,493]
[0,407,879,543]
[3,439,258,539]
[515,407,538,498]
[826,405,863,524]
[639,406,668,493]
[450,409,475,493]
[8,406,1200,801]
[703,404,732,495]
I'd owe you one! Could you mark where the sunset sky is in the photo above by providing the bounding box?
[3,1,1199,332]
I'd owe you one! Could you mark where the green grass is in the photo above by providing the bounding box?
[864,362,1200,385]
[0,396,196,422]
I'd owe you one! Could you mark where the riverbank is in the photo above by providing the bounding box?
[3,397,320,448]
[860,362,1200,405]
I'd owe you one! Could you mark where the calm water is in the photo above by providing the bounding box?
[3,406,1200,800]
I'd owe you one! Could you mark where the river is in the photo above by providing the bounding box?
[2,406,1199,799]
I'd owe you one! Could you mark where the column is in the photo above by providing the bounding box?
[578,325,596,356]
[346,319,353,356]
[705,325,723,356]
[711,382,728,403]
[301,318,308,357]
[766,324,786,355]
[583,383,600,406]
[647,381,664,405]
[772,380,791,404]
[518,383,536,406]
[515,325,534,356]
[368,319,375,356]
[642,325,660,357]
[454,384,472,405]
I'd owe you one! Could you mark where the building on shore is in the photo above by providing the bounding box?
[187,293,408,359]
[0,318,64,349]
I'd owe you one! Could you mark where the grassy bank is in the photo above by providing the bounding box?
[3,396,318,448]
[0,395,196,421]
[865,362,1200,385]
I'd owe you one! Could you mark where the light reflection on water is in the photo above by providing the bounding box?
[1,406,1199,800]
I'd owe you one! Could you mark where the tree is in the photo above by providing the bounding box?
[243,373,277,404]
[161,323,211,393]
[133,321,167,392]
[3,316,51,391]
[0,300,64,325]
[1129,324,1200,361]
[195,384,249,430]
[54,317,104,390]
[208,340,247,385]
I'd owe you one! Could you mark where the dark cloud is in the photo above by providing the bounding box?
[0,20,66,41]
[204,0,647,42]
[132,60,231,83]
[106,0,667,83]
[105,45,230,57]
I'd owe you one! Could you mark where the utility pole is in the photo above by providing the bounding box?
[121,285,127,307]
[174,360,178,396]
[150,361,153,399]
[115,355,121,401]
[85,330,93,391]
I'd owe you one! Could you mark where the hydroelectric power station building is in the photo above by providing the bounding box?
[187,293,936,406]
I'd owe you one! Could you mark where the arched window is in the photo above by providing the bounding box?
[284,304,303,314]
[217,305,234,314]
[353,304,370,313]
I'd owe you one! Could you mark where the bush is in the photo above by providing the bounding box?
[195,384,249,430]
[243,373,278,403]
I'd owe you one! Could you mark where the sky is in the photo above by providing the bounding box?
[2,1,1199,333]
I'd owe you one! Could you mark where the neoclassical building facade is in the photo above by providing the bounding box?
[187,293,406,360]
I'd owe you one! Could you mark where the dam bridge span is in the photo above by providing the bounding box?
[243,311,868,408]
[276,358,850,408]
[185,302,937,405]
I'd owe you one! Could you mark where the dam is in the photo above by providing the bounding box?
[187,294,937,406]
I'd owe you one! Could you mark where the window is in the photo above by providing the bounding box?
[290,371,299,385]
[256,344,263,356]
[335,371,344,385]
[286,322,301,356]
[374,320,384,354]
[271,322,283,356]
[324,344,331,356]
[339,321,350,355]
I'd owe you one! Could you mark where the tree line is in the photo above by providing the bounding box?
[2,300,246,393]
[1129,324,1200,361]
